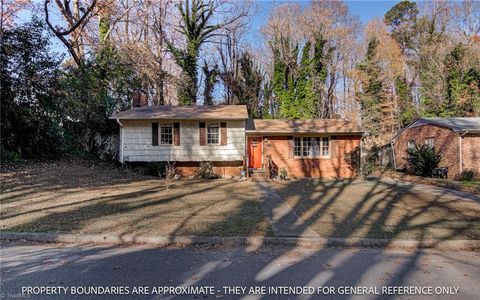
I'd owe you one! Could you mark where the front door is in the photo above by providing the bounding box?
[248,137,262,169]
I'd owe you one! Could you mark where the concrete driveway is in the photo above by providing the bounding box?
[1,241,479,300]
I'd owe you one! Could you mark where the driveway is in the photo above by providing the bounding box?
[1,241,479,300]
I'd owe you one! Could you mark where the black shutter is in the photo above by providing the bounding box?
[152,122,158,146]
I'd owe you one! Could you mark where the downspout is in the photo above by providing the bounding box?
[116,119,124,163]
[459,130,469,174]
[360,132,364,177]
[391,139,397,171]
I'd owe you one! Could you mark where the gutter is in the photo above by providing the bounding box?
[458,130,469,174]
[116,119,124,163]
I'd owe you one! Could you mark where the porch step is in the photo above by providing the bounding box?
[248,169,269,180]
[249,168,267,174]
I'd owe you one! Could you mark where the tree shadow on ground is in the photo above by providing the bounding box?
[2,164,480,299]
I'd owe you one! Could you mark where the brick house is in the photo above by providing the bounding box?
[390,118,480,179]
[110,105,363,178]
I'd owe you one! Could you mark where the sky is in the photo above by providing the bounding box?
[246,0,398,50]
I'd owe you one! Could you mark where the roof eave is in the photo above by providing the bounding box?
[110,116,248,120]
[245,130,364,134]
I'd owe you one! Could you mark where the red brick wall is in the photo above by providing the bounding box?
[262,135,361,179]
[462,134,480,174]
[174,161,243,178]
[393,124,460,179]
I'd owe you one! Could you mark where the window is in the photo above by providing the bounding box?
[407,140,416,150]
[322,136,330,157]
[294,137,329,158]
[425,138,435,148]
[207,123,220,144]
[160,125,173,145]
[294,137,302,157]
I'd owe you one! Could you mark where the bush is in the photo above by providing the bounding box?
[344,146,361,173]
[344,146,379,178]
[195,162,218,180]
[406,145,442,177]
[278,167,288,180]
[456,169,478,182]
[1,146,21,162]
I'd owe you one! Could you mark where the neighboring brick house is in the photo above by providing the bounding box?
[110,105,364,178]
[390,118,480,179]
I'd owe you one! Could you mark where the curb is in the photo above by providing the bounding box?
[1,232,479,251]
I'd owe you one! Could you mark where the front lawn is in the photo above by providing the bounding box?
[0,161,271,237]
[272,178,480,240]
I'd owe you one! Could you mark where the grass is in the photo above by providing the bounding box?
[0,160,271,237]
[272,178,480,240]
[2,160,479,241]
[378,170,480,194]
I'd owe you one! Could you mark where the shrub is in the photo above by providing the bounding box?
[344,146,361,173]
[456,169,478,182]
[344,146,379,178]
[406,145,442,177]
[1,146,21,162]
[195,161,218,180]
[278,167,288,180]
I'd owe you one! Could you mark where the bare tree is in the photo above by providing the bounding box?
[165,0,250,105]
[44,0,97,66]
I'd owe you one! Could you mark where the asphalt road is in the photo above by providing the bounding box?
[1,241,479,300]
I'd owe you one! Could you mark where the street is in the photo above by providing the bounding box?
[1,241,479,299]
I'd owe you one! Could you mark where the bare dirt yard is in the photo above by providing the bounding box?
[272,178,480,240]
[0,160,270,237]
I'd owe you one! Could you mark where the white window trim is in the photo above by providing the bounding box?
[160,124,173,146]
[321,136,331,158]
[425,138,435,148]
[207,123,221,145]
[294,136,330,158]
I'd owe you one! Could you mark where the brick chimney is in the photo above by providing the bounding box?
[132,91,147,107]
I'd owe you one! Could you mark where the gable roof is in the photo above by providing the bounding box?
[110,105,248,120]
[391,117,480,141]
[246,119,363,134]
[419,117,480,132]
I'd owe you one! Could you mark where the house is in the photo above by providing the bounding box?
[110,105,363,178]
[390,117,480,179]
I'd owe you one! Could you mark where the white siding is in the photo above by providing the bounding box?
[121,120,245,162]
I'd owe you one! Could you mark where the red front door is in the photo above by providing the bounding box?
[248,137,262,169]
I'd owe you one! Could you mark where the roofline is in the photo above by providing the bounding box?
[109,116,248,120]
[390,117,420,142]
[245,130,364,134]
[390,117,480,142]
[421,118,464,132]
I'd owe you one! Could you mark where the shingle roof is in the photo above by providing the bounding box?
[390,117,480,143]
[421,117,480,132]
[246,119,363,134]
[110,105,248,120]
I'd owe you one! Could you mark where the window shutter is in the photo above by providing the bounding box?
[199,122,206,145]
[152,122,158,146]
[220,122,227,145]
[330,136,337,158]
[174,122,180,146]
[288,136,294,159]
